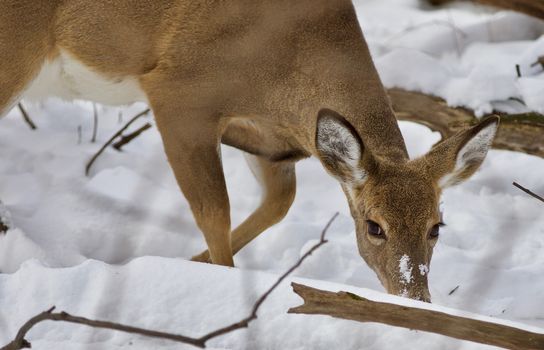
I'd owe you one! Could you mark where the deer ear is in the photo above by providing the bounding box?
[427,116,499,188]
[315,109,368,185]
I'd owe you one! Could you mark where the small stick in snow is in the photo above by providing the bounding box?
[515,64,522,78]
[513,182,544,204]
[0,213,338,350]
[448,285,459,295]
[77,125,82,145]
[17,103,37,130]
[91,103,98,143]
[112,123,152,151]
[85,108,150,176]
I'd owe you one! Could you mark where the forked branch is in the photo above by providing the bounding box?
[85,108,150,176]
[0,214,338,350]
[289,283,544,350]
[112,123,152,151]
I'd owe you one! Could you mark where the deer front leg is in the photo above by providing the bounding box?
[152,108,233,267]
[192,154,296,263]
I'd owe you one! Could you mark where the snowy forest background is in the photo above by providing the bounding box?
[1,0,543,349]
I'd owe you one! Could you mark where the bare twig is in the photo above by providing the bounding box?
[289,283,544,350]
[516,64,522,78]
[448,285,460,295]
[0,213,338,350]
[17,103,37,130]
[91,103,98,143]
[513,182,544,203]
[112,123,152,151]
[198,212,338,343]
[77,125,82,145]
[85,108,150,176]
[0,306,203,350]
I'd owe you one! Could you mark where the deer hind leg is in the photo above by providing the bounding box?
[0,48,46,119]
[0,4,52,117]
[192,154,296,263]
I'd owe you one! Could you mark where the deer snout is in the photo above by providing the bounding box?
[384,281,432,303]
[380,253,432,303]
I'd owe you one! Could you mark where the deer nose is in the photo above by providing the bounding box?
[413,290,431,303]
[393,288,431,303]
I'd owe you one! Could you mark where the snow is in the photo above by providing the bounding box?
[419,264,429,277]
[1,1,544,349]
[356,0,544,115]
[399,254,414,286]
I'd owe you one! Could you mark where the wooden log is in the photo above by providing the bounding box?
[427,0,544,21]
[388,88,544,158]
[288,283,544,350]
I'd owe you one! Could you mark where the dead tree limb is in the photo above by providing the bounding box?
[427,0,544,20]
[513,182,544,203]
[289,283,544,350]
[112,123,152,151]
[17,103,37,130]
[388,88,544,158]
[0,214,338,350]
[85,108,150,176]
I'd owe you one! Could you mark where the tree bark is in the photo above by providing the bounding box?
[388,88,544,158]
[289,283,544,350]
[427,0,544,20]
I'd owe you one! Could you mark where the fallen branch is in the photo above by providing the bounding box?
[513,182,544,203]
[388,88,544,158]
[17,103,37,130]
[289,283,544,350]
[85,108,150,176]
[112,123,152,151]
[0,214,338,350]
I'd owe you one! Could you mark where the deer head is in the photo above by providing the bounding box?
[316,109,499,302]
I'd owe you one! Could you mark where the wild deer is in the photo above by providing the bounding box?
[0,0,498,302]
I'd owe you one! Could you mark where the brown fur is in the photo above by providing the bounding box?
[0,0,498,300]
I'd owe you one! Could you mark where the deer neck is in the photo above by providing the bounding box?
[286,1,409,163]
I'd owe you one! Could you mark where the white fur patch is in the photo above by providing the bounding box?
[317,117,366,183]
[439,122,497,188]
[23,50,147,106]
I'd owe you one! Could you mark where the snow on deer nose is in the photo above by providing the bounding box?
[385,254,431,303]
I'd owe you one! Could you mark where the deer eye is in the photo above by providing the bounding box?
[429,223,444,238]
[366,220,385,238]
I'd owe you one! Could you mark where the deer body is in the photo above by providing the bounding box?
[1,0,498,301]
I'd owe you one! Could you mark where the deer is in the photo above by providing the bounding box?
[0,0,498,302]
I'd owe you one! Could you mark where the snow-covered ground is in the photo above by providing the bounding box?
[1,1,544,349]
